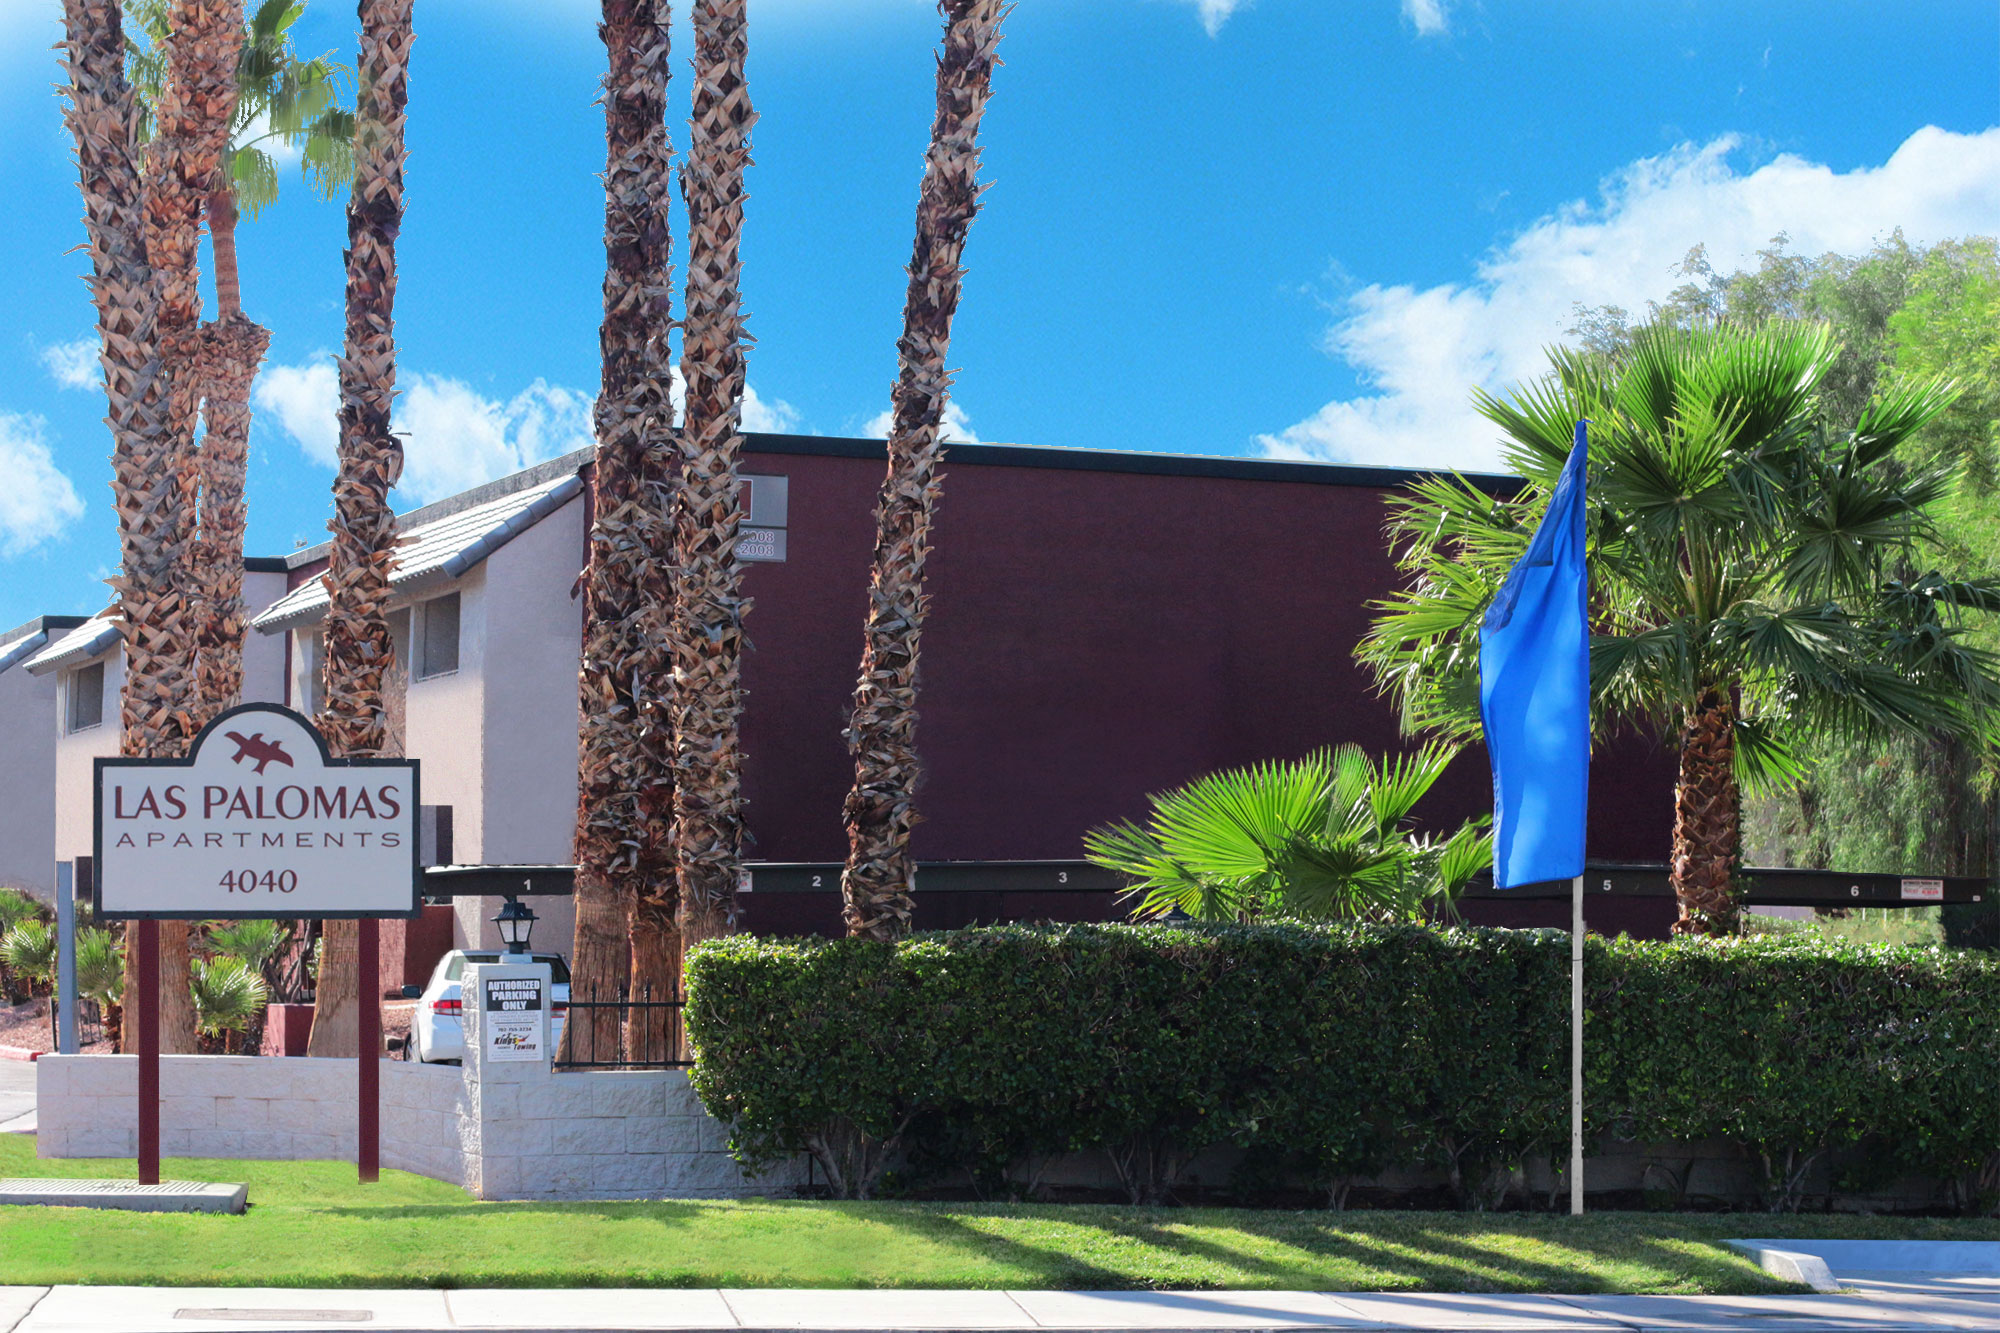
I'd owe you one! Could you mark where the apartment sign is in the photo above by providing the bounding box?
[93,703,421,920]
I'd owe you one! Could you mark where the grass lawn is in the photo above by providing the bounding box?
[7,1137,2000,1292]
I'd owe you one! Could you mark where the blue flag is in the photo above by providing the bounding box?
[1480,421,1590,889]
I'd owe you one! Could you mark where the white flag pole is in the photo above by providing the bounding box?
[1570,871,1584,1215]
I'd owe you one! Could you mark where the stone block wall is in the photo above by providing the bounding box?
[34,1054,471,1185]
[34,1053,801,1202]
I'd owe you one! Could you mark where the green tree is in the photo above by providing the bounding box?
[1361,321,2000,934]
[1,921,57,993]
[126,0,354,725]
[1085,744,1491,923]
[190,954,269,1051]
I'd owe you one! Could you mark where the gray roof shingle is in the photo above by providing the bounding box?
[252,473,584,634]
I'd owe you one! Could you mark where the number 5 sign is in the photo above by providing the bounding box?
[94,703,421,919]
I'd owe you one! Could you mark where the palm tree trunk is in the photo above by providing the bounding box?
[62,0,237,1054]
[563,0,677,1066]
[208,187,245,320]
[672,0,755,952]
[192,186,270,726]
[309,0,412,1059]
[627,896,680,1062]
[1671,687,1741,935]
[840,0,1005,940]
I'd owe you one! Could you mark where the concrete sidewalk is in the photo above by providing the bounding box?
[6,1284,2000,1333]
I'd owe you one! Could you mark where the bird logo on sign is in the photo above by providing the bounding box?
[223,732,295,775]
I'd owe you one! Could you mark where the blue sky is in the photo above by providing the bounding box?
[0,0,1996,631]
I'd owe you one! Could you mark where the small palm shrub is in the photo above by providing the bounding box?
[1,920,57,995]
[205,918,290,980]
[76,927,124,1007]
[76,926,125,1048]
[0,888,48,1002]
[190,955,270,1052]
[1085,743,1491,923]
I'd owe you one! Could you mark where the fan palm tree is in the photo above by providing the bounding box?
[308,0,411,1058]
[566,0,678,1065]
[127,0,355,722]
[1360,322,2000,933]
[62,0,241,1055]
[671,0,755,953]
[191,954,270,1052]
[2,920,60,1048]
[77,926,127,1047]
[0,889,43,1004]
[1086,744,1492,924]
[840,0,1006,941]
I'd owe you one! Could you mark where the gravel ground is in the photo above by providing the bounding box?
[0,998,110,1056]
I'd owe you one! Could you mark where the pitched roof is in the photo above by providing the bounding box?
[22,612,120,676]
[252,473,585,633]
[0,615,89,679]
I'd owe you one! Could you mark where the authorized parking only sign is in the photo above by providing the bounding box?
[482,973,547,1063]
[94,703,421,919]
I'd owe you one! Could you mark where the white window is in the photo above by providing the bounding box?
[297,631,326,717]
[65,660,105,733]
[416,592,460,680]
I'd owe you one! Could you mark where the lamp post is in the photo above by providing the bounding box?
[492,896,537,955]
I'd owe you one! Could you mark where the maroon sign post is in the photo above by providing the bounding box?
[95,703,419,1186]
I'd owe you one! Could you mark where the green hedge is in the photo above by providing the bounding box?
[684,924,2000,1207]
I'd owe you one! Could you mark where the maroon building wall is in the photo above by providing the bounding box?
[734,438,1675,877]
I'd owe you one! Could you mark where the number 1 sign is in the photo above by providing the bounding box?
[94,703,421,919]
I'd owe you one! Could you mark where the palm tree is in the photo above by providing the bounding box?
[566,0,678,1065]
[839,0,1006,942]
[127,0,356,723]
[1086,745,1492,924]
[1360,322,2000,933]
[191,954,270,1052]
[2,920,60,1048]
[77,926,127,1047]
[307,0,411,1058]
[62,0,239,1055]
[671,0,755,953]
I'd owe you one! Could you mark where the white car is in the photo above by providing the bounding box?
[405,950,570,1064]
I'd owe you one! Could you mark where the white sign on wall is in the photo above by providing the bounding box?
[482,972,547,1062]
[93,703,421,919]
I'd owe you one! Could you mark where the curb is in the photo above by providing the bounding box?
[1725,1241,1842,1293]
[0,1046,39,1063]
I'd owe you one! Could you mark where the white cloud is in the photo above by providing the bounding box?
[39,338,99,392]
[0,414,85,556]
[254,358,592,504]
[258,356,806,502]
[863,400,980,445]
[1402,0,1449,36]
[740,384,803,435]
[398,377,595,503]
[254,359,342,467]
[1260,125,2000,473]
[1182,0,1249,37]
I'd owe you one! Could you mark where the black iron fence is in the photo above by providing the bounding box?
[553,983,690,1070]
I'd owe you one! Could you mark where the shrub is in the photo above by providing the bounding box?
[1,920,57,994]
[190,955,269,1049]
[686,924,2000,1208]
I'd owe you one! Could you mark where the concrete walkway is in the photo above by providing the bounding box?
[0,1056,35,1135]
[9,1238,2000,1332]
[5,1283,2000,1333]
